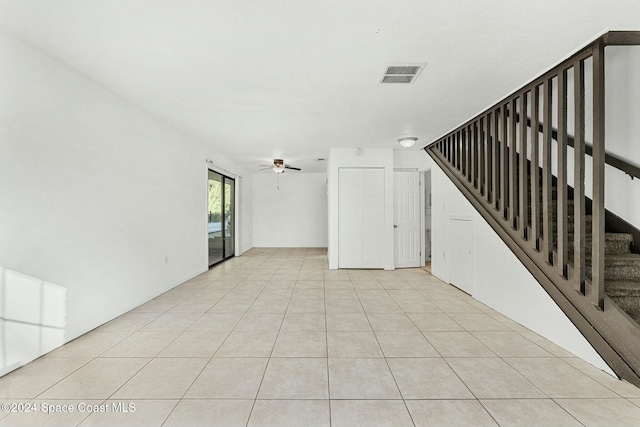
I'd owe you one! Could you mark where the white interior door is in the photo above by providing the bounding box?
[339,168,385,268]
[449,218,474,294]
[339,169,364,268]
[362,168,385,268]
[394,171,421,268]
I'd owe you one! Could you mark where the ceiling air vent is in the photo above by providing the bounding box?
[380,63,426,84]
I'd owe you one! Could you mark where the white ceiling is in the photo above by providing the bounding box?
[1,0,638,173]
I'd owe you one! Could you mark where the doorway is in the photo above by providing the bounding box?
[424,170,432,262]
[394,170,421,268]
[208,170,235,267]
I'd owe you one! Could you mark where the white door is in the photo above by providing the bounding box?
[339,168,385,268]
[339,169,364,268]
[449,218,474,294]
[394,171,421,268]
[362,168,386,268]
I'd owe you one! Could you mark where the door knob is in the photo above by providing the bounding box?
[393,225,398,228]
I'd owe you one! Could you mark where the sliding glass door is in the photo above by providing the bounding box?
[208,170,235,266]
[224,178,235,258]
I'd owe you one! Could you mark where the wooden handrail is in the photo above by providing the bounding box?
[513,112,640,180]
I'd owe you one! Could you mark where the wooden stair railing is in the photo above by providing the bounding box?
[424,31,640,386]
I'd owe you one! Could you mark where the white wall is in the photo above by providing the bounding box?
[430,163,613,374]
[252,172,327,247]
[603,46,640,228]
[239,175,254,252]
[0,31,253,371]
[393,149,432,171]
[328,148,394,270]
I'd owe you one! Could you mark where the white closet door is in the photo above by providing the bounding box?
[339,169,364,268]
[362,168,385,268]
[338,168,385,269]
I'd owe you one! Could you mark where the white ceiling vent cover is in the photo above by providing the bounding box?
[380,63,426,84]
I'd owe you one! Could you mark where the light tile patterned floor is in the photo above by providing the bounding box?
[1,247,640,426]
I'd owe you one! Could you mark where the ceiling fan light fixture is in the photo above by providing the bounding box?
[272,165,285,174]
[398,136,418,148]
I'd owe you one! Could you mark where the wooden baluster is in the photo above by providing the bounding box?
[443,136,447,162]
[466,128,471,180]
[487,112,494,204]
[456,131,461,172]
[557,69,569,277]
[450,133,455,169]
[460,130,465,174]
[484,115,490,202]
[479,118,486,196]
[542,79,553,264]
[574,60,586,294]
[450,134,454,165]
[451,132,458,169]
[471,122,478,188]
[519,92,529,239]
[501,104,509,219]
[592,44,606,309]
[460,130,464,173]
[446,136,450,162]
[492,109,499,210]
[509,98,518,228]
[468,124,474,183]
[477,120,481,191]
[530,86,540,250]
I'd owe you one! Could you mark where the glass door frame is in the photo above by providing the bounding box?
[208,169,236,267]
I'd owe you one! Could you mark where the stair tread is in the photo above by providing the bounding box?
[566,232,632,240]
[571,232,633,240]
[605,280,640,296]
[604,253,640,261]
[602,233,634,242]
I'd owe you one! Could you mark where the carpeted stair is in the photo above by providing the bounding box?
[546,186,640,323]
[514,171,640,323]
[581,228,640,322]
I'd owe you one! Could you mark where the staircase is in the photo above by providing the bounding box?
[555,186,640,323]
[425,31,640,386]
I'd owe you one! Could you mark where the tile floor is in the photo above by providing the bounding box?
[1,247,640,426]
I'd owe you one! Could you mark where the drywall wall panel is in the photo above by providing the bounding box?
[252,172,327,248]
[431,162,613,374]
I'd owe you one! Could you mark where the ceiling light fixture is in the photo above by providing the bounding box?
[398,137,418,148]
[272,165,285,174]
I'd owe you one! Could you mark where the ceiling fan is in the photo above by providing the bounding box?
[259,159,302,174]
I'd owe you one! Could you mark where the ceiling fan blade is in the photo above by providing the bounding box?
[284,165,301,171]
[258,167,272,171]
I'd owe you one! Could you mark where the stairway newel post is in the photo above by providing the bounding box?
[591,43,606,310]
